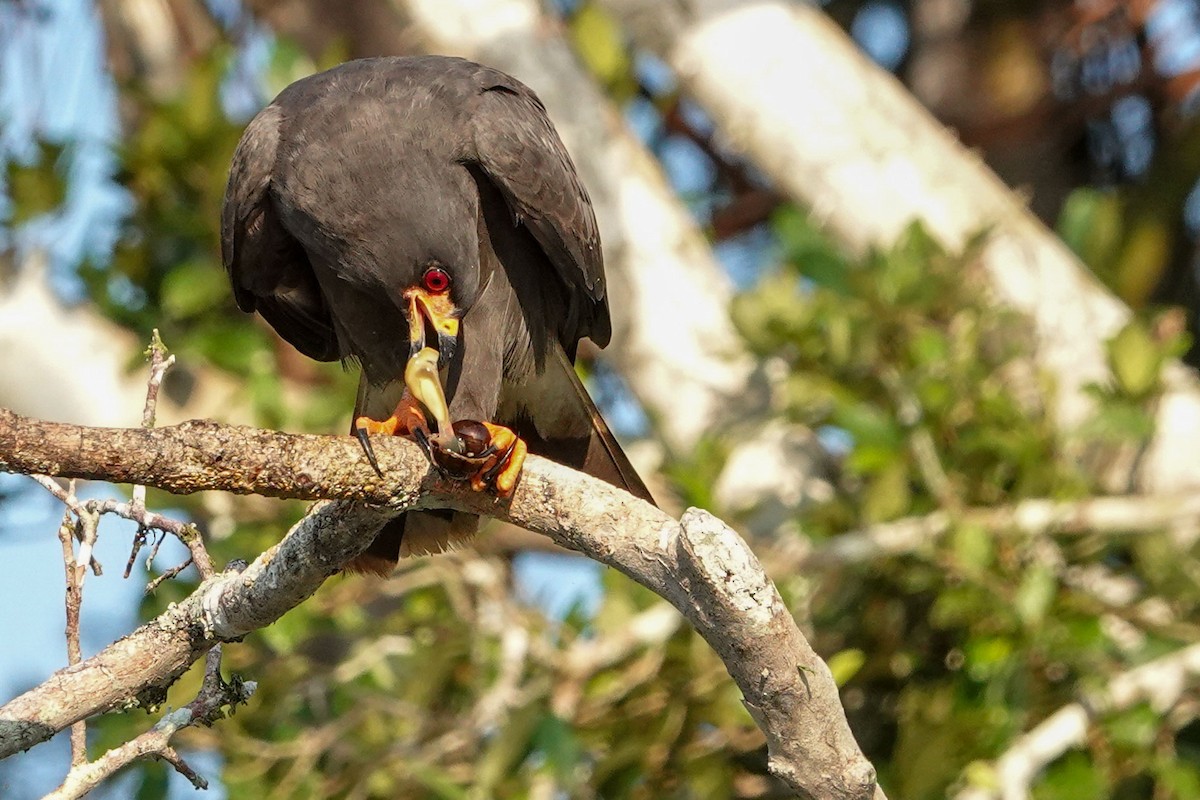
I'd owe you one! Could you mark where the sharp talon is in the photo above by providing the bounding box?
[411,427,439,468]
[482,438,518,483]
[355,426,384,478]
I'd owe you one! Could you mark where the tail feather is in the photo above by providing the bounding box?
[547,346,655,505]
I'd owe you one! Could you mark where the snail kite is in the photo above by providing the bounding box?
[222,56,652,572]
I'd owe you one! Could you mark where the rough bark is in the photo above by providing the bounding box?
[598,0,1200,494]
[0,407,881,800]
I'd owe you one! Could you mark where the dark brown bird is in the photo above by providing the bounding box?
[221,56,652,572]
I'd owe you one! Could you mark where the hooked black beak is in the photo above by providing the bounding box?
[406,290,460,368]
[403,289,461,448]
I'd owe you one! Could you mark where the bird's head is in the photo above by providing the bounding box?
[383,175,490,451]
[390,209,488,450]
[399,262,465,450]
[403,261,463,368]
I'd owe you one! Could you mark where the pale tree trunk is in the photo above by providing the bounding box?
[98,0,219,100]
[0,254,244,427]
[599,0,1200,494]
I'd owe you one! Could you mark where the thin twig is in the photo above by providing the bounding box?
[56,508,86,768]
[43,641,255,800]
[144,558,193,595]
[130,329,175,520]
[31,478,211,582]
[47,568,252,797]
[26,334,206,789]
[28,335,212,586]
[125,331,204,585]
[805,492,1200,568]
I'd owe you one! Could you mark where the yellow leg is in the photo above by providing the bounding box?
[354,391,428,438]
[353,392,434,476]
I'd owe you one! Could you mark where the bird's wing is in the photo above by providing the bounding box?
[470,79,611,349]
[221,104,340,362]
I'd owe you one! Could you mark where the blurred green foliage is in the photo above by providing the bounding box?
[1058,121,1200,314]
[736,209,1088,527]
[76,49,357,433]
[732,207,1200,798]
[5,139,69,225]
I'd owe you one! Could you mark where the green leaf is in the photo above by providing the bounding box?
[834,401,902,452]
[1032,752,1105,800]
[1057,188,1123,281]
[161,259,229,318]
[1155,759,1200,798]
[772,204,851,292]
[965,635,1014,681]
[827,648,866,686]
[1104,703,1159,750]
[532,713,583,782]
[6,139,69,223]
[408,764,470,800]
[951,523,994,575]
[1108,320,1162,398]
[1014,563,1057,627]
[862,461,912,522]
[570,3,631,88]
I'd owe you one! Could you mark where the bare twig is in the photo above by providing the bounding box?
[0,407,880,800]
[956,643,1200,800]
[28,334,212,790]
[56,506,86,768]
[28,350,212,587]
[144,558,194,595]
[125,332,204,584]
[139,330,175,431]
[131,332,175,526]
[32,477,212,582]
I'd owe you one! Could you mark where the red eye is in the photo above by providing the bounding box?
[422,267,451,294]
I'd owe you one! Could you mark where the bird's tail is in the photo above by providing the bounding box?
[518,344,655,505]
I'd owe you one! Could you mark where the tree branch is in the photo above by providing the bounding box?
[0,408,881,800]
[44,646,254,800]
[806,493,1200,567]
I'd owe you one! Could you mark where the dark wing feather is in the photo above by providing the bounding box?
[221,103,340,362]
[541,345,654,505]
[470,80,611,349]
